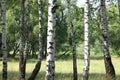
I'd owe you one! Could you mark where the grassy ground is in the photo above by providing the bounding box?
[0,56,120,80]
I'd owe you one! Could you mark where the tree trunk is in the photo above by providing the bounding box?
[46,0,57,80]
[118,0,120,23]
[22,0,31,79]
[67,0,78,80]
[82,0,90,80]
[19,0,25,79]
[1,0,7,80]
[28,0,43,80]
[100,0,116,79]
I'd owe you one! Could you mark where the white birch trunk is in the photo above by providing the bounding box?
[46,0,57,80]
[1,0,7,80]
[101,0,116,79]
[82,0,90,80]
[67,0,78,80]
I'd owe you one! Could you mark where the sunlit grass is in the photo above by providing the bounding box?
[0,56,120,80]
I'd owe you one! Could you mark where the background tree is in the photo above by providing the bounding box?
[1,0,7,80]
[100,0,116,79]
[28,0,43,79]
[82,0,90,80]
[118,0,120,20]
[67,0,78,80]
[19,0,26,79]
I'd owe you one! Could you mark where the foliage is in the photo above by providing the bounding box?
[0,0,120,57]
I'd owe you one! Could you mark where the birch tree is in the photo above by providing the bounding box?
[28,0,43,79]
[82,0,90,80]
[19,0,25,79]
[100,0,116,79]
[22,0,30,79]
[67,0,78,80]
[46,0,57,80]
[1,0,7,80]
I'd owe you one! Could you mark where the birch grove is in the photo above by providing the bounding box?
[1,0,119,80]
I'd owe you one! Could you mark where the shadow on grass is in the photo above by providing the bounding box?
[55,54,104,61]
[0,71,120,80]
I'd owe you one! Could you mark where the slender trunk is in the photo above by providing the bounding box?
[46,0,57,80]
[22,0,31,79]
[82,0,90,80]
[28,0,43,80]
[67,0,78,80]
[100,0,116,79]
[19,0,25,79]
[1,0,7,80]
[118,0,120,23]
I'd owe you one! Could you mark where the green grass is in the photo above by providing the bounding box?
[0,56,120,80]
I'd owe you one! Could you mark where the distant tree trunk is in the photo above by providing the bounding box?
[45,0,57,80]
[28,0,43,80]
[82,0,90,80]
[1,0,7,80]
[118,0,120,24]
[22,0,30,79]
[67,0,78,80]
[100,0,116,79]
[19,0,25,79]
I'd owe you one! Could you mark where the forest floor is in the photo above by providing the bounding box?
[0,55,120,80]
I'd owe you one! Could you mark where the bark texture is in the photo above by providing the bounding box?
[101,0,116,79]
[28,0,43,80]
[46,0,57,80]
[19,0,25,79]
[23,0,30,79]
[82,0,90,80]
[1,0,7,80]
[67,0,78,80]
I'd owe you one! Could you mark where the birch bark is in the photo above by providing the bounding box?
[1,0,7,80]
[19,0,25,79]
[101,0,116,79]
[82,0,90,80]
[46,0,57,80]
[28,0,43,79]
[67,0,78,80]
